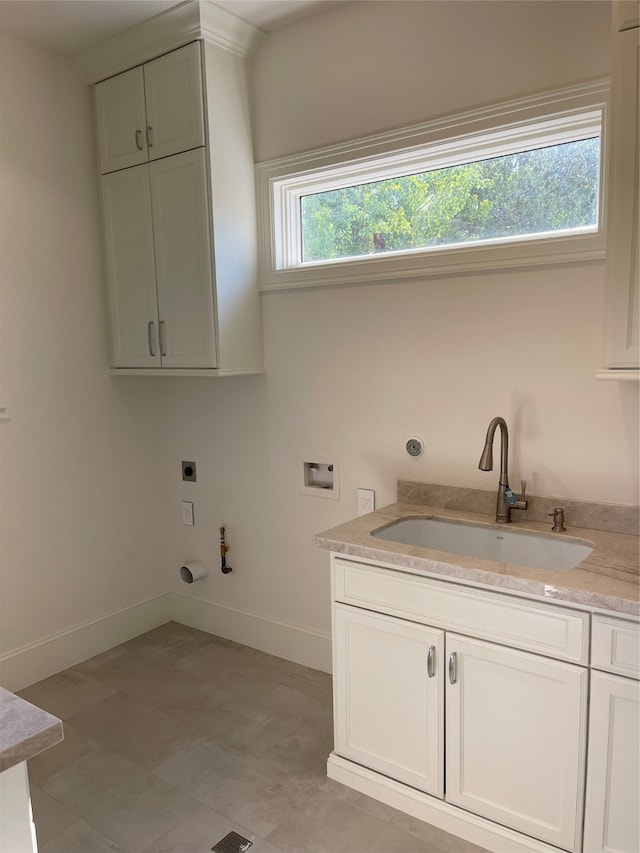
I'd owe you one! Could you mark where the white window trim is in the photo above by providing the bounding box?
[256,79,609,292]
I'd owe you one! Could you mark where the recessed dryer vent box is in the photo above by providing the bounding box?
[302,458,339,500]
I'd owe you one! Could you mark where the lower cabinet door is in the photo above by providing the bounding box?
[333,604,444,797]
[445,633,587,852]
[583,670,640,853]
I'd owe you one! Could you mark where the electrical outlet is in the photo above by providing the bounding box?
[182,461,196,482]
[357,488,375,516]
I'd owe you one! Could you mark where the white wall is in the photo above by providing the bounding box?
[0,35,168,680]
[252,0,612,160]
[161,0,638,661]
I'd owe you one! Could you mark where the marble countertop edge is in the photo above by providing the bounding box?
[315,501,640,618]
[0,687,63,773]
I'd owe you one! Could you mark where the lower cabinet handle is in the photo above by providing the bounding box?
[135,129,144,151]
[159,320,167,357]
[427,645,436,678]
[448,651,457,685]
[147,321,156,357]
[146,126,154,147]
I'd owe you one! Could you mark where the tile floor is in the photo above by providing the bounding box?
[19,622,488,853]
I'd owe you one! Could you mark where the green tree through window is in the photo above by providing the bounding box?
[300,138,599,263]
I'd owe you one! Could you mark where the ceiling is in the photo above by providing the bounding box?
[0,0,335,57]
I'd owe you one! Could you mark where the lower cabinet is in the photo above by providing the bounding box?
[583,671,640,853]
[0,762,38,853]
[329,556,603,853]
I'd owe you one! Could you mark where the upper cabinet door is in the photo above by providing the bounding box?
[149,149,217,368]
[101,166,160,368]
[143,43,205,163]
[95,67,148,174]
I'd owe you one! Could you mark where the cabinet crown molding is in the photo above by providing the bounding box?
[77,0,263,84]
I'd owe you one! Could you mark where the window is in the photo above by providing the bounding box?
[300,138,600,263]
[256,80,608,291]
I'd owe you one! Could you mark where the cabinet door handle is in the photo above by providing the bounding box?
[427,645,436,678]
[448,651,457,685]
[135,129,144,151]
[159,320,167,357]
[147,321,156,357]
[146,126,154,147]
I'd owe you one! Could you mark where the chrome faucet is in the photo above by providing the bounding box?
[478,416,528,523]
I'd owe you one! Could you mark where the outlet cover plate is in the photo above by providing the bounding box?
[182,461,197,482]
[357,488,375,516]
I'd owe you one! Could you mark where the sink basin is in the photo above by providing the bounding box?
[372,517,593,571]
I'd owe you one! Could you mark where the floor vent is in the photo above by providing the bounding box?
[212,831,254,853]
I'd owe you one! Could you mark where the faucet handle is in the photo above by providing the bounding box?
[506,479,528,511]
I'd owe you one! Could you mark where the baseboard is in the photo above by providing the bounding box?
[327,754,560,853]
[0,591,331,692]
[170,592,332,673]
[0,593,172,692]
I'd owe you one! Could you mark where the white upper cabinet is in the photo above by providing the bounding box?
[95,66,148,173]
[101,150,217,369]
[602,3,639,374]
[93,33,263,376]
[95,43,205,175]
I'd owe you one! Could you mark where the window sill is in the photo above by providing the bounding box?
[259,232,605,292]
[594,368,640,382]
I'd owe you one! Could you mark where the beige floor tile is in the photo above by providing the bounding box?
[30,785,79,846]
[257,720,334,776]
[43,749,202,852]
[141,673,237,717]
[123,622,220,664]
[265,786,434,853]
[67,691,186,768]
[160,680,244,730]
[150,735,251,802]
[141,802,285,853]
[387,810,491,853]
[176,638,262,686]
[206,701,306,757]
[73,644,135,678]
[201,764,322,839]
[17,669,117,720]
[151,729,320,838]
[259,681,334,729]
[281,667,333,701]
[27,723,103,787]
[39,819,130,853]
[317,776,403,823]
[175,640,307,700]
[75,644,239,714]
